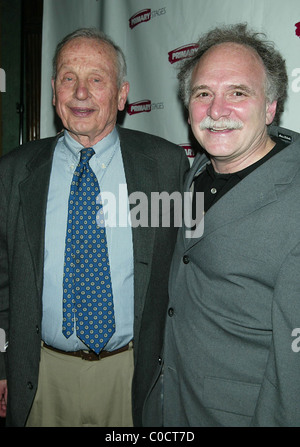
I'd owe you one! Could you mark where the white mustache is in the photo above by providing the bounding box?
[199,117,243,130]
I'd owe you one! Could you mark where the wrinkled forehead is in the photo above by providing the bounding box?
[192,42,267,87]
[56,37,118,72]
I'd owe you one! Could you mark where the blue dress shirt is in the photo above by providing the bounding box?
[41,128,134,351]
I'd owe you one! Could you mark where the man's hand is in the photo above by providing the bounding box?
[0,379,7,418]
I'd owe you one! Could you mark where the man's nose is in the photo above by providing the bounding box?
[74,80,90,100]
[207,95,231,120]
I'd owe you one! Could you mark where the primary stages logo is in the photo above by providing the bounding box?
[168,44,199,64]
[129,9,151,28]
[127,100,151,115]
[179,144,195,159]
[127,100,164,115]
[129,7,166,29]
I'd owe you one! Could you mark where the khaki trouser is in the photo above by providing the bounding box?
[26,342,134,427]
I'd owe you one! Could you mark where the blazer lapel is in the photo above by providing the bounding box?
[184,144,298,252]
[118,128,158,312]
[19,137,58,296]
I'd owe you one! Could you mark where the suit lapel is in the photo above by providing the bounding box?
[118,127,158,312]
[19,137,58,296]
[187,167,277,249]
[185,142,299,252]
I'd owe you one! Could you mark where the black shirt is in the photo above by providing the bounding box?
[192,137,288,216]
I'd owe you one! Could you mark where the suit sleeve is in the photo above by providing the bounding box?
[252,241,300,426]
[0,172,9,380]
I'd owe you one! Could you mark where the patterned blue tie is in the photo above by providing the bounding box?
[62,147,115,353]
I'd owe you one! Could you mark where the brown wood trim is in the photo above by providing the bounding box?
[23,0,43,142]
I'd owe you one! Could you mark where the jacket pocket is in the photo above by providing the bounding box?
[203,376,261,417]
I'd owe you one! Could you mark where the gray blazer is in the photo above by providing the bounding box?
[0,125,189,426]
[143,125,300,427]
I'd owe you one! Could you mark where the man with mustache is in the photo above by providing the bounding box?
[143,23,300,426]
[0,28,189,426]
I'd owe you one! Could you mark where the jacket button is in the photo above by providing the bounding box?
[36,325,40,334]
[183,255,189,264]
[158,356,162,365]
[168,307,174,317]
[27,382,33,390]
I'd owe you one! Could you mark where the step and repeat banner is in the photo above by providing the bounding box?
[41,0,300,162]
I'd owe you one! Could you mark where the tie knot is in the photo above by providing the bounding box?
[80,147,95,164]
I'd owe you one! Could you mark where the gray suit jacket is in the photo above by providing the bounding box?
[0,126,189,426]
[143,125,300,427]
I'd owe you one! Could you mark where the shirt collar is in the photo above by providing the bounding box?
[62,127,119,164]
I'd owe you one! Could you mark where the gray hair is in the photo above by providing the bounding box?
[52,27,127,87]
[178,23,288,125]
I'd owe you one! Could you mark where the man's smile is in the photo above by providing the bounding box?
[69,107,95,116]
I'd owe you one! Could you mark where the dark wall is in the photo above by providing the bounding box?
[0,0,43,157]
[0,0,22,156]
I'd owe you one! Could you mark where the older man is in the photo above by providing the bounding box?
[0,28,189,427]
[144,23,300,427]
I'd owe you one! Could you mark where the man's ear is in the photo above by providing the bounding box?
[51,78,56,106]
[266,100,277,125]
[118,82,130,111]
